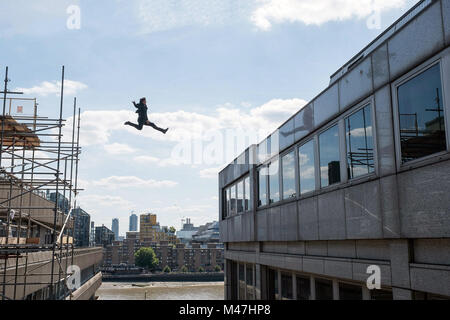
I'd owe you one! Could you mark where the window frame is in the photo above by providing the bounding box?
[280,148,298,201]
[298,138,318,197]
[268,158,281,205]
[244,176,251,212]
[317,122,343,189]
[391,52,450,171]
[236,180,244,214]
[222,174,252,219]
[342,97,378,182]
[257,166,269,208]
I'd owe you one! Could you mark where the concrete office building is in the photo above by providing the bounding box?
[95,226,115,248]
[90,221,95,247]
[192,221,221,244]
[176,218,199,243]
[112,218,119,241]
[46,191,70,215]
[139,213,177,244]
[129,213,138,232]
[219,0,450,300]
[105,239,224,272]
[72,207,91,248]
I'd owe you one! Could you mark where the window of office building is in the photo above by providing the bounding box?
[246,265,254,300]
[319,125,341,188]
[296,276,311,300]
[370,289,393,300]
[315,278,333,300]
[397,63,446,163]
[269,160,280,204]
[237,181,244,213]
[230,184,237,215]
[258,168,268,207]
[226,188,231,217]
[239,264,245,300]
[267,269,278,300]
[281,273,293,300]
[345,105,374,179]
[298,140,316,195]
[244,176,251,211]
[223,188,230,219]
[339,283,362,300]
[282,151,296,199]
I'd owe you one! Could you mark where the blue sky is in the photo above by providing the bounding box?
[0,0,417,236]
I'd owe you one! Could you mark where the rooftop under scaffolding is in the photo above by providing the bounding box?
[0,66,94,300]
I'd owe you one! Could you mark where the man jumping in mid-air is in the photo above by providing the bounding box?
[124,97,169,134]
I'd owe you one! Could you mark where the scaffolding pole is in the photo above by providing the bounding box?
[0,66,83,300]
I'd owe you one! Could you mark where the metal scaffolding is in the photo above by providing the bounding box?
[0,66,83,300]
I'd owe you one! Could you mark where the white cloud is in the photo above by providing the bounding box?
[133,155,187,168]
[348,126,373,138]
[133,155,160,164]
[251,0,406,30]
[64,97,306,149]
[16,80,88,97]
[77,194,132,208]
[135,0,254,34]
[104,143,137,155]
[91,176,178,189]
[154,204,214,214]
[199,166,223,179]
[0,0,77,37]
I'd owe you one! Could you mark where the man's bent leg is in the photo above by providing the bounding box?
[126,121,144,130]
[146,121,167,133]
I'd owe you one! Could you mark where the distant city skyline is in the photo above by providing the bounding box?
[112,218,119,240]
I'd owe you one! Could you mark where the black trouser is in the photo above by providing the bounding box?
[128,118,165,132]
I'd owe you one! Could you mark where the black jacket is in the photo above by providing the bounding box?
[134,102,148,121]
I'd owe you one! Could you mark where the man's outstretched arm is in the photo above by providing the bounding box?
[132,101,138,108]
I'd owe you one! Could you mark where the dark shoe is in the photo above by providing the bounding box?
[124,121,130,126]
[163,128,169,134]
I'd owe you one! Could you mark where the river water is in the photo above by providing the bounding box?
[96,281,225,300]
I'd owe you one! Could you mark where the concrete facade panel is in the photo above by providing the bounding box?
[355,240,390,261]
[372,44,390,89]
[442,0,450,46]
[344,180,383,239]
[313,83,339,127]
[303,258,324,275]
[413,239,450,265]
[379,175,401,238]
[389,240,411,288]
[280,202,298,241]
[256,210,268,242]
[317,190,346,240]
[305,241,328,257]
[327,241,356,258]
[285,256,303,272]
[388,2,444,79]
[287,242,306,255]
[220,221,227,242]
[410,266,450,297]
[269,207,281,241]
[324,260,353,279]
[398,160,450,238]
[339,58,373,110]
[374,85,396,176]
[298,196,319,240]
